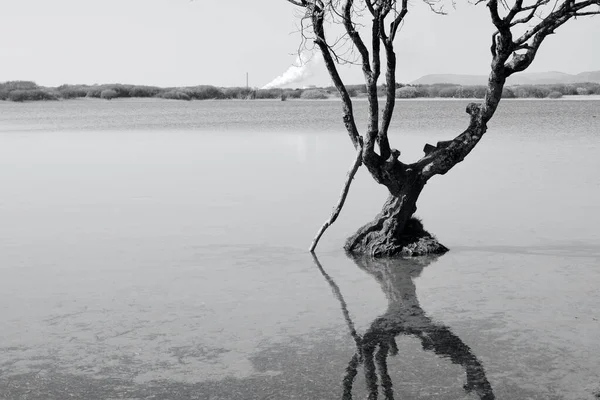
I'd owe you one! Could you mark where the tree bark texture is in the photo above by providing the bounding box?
[345,188,448,257]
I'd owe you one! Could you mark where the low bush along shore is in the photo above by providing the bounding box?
[1,80,599,102]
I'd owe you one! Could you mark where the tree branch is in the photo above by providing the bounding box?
[371,15,382,82]
[365,0,376,15]
[413,0,600,181]
[513,0,599,45]
[337,0,380,164]
[504,0,525,22]
[487,0,506,29]
[509,6,539,26]
[366,10,383,160]
[343,0,373,77]
[378,1,408,161]
[378,46,395,161]
[311,2,363,149]
[286,0,308,6]
[389,0,409,41]
[309,144,363,252]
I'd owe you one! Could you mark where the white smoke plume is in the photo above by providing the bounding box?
[262,53,321,89]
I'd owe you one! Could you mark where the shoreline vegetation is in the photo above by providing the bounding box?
[1,80,600,103]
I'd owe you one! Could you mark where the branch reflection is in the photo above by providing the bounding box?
[312,254,495,400]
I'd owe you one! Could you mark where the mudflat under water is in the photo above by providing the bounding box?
[0,98,599,399]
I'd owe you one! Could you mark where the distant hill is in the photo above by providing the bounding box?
[410,74,489,86]
[574,70,600,83]
[411,70,600,85]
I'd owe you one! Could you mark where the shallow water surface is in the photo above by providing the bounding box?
[1,99,599,399]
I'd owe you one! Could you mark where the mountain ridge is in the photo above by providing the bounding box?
[410,70,600,85]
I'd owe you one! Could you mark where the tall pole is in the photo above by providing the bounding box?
[246,72,248,90]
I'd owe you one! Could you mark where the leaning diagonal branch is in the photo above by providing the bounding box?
[309,145,363,252]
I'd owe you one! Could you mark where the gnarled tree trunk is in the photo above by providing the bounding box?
[344,180,448,257]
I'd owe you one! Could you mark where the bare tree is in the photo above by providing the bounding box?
[288,0,600,257]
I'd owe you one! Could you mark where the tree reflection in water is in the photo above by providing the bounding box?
[312,254,495,400]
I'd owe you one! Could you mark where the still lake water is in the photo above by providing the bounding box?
[1,98,599,399]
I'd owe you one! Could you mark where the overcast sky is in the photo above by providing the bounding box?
[1,0,598,88]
